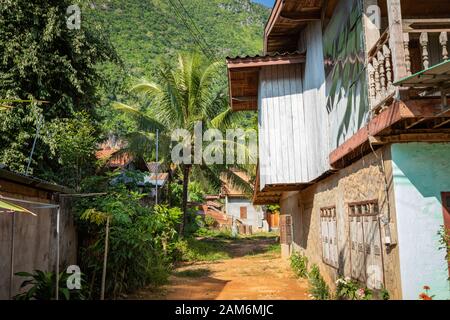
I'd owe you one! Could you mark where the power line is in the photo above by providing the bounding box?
[166,0,216,60]
[175,0,218,60]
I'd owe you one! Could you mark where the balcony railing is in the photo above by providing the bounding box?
[367,18,450,113]
[368,30,395,113]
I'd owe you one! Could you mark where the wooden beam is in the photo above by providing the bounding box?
[279,11,321,22]
[329,99,448,167]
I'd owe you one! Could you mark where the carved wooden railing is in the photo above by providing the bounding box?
[402,19,450,76]
[368,19,450,112]
[367,30,395,112]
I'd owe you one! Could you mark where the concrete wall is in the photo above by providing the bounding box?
[226,197,263,230]
[280,145,403,299]
[0,180,77,299]
[391,142,450,300]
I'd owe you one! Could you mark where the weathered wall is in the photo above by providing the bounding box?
[226,197,263,229]
[0,180,77,299]
[391,142,450,300]
[280,145,403,299]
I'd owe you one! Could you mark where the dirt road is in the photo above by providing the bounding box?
[130,236,310,300]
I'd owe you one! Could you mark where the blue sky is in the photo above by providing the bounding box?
[252,0,275,8]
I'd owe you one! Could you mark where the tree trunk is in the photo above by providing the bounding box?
[179,164,191,237]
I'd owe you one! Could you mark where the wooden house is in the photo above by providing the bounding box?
[227,0,450,299]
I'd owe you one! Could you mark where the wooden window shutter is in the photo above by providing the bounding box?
[320,207,338,268]
[240,206,247,219]
[348,200,384,290]
[280,215,293,245]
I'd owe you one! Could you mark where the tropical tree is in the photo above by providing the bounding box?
[114,53,255,235]
[0,0,118,176]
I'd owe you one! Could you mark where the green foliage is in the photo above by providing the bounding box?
[195,228,234,239]
[43,112,98,189]
[266,204,280,213]
[204,215,217,228]
[13,270,86,300]
[308,264,331,300]
[290,252,309,279]
[380,287,390,300]
[75,182,182,298]
[0,0,117,177]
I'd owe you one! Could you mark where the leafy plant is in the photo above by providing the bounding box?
[308,264,331,300]
[13,270,85,300]
[75,184,182,299]
[419,285,435,300]
[335,277,374,300]
[290,252,309,279]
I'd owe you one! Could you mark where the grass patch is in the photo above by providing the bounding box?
[174,268,211,278]
[175,237,231,262]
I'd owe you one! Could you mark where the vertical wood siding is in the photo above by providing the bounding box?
[258,22,330,190]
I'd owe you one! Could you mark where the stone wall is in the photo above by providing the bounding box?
[280,145,403,299]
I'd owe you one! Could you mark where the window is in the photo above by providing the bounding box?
[240,206,247,220]
[320,206,338,268]
[348,200,384,290]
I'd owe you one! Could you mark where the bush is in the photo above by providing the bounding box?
[290,252,309,279]
[14,270,86,300]
[308,264,331,300]
[75,186,182,299]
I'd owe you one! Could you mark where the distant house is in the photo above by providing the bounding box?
[0,167,76,299]
[96,140,170,201]
[221,171,269,233]
[227,0,450,299]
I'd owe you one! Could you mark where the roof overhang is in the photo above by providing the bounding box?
[264,0,323,54]
[226,52,305,112]
[0,168,73,194]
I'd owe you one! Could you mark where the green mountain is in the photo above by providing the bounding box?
[82,0,268,136]
[85,0,270,74]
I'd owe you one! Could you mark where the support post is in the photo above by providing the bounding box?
[55,207,60,300]
[387,0,408,82]
[9,212,15,300]
[100,216,111,300]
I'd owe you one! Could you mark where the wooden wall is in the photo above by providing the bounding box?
[258,23,330,190]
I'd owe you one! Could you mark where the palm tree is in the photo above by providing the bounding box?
[114,53,255,235]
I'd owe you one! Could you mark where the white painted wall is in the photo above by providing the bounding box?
[258,21,330,190]
[226,197,263,229]
[392,143,450,300]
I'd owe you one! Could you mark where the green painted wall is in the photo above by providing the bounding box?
[392,142,450,300]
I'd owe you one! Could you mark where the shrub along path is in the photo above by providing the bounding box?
[129,234,310,300]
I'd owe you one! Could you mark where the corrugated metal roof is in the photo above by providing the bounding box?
[226,51,303,62]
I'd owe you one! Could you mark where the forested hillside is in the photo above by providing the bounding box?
[86,0,268,137]
[85,0,269,74]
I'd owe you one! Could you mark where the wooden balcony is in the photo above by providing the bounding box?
[367,18,450,114]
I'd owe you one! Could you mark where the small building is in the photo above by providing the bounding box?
[227,0,450,299]
[221,171,268,233]
[0,167,77,299]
